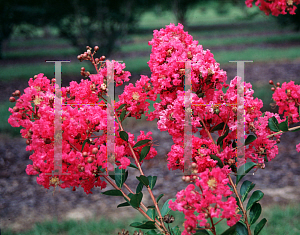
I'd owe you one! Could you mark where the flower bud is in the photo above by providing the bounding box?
[271,87,275,91]
[52,78,56,83]
[269,80,274,85]
[44,138,51,144]
[95,58,99,63]
[182,176,186,181]
[92,147,98,154]
[187,51,193,59]
[185,176,190,182]
[94,46,99,51]
[276,82,280,87]
[87,157,94,163]
[13,106,19,112]
[77,55,82,60]
[100,56,106,61]
[205,223,210,228]
[191,162,197,168]
[26,139,31,145]
[82,152,88,158]
[15,90,21,96]
[9,97,16,102]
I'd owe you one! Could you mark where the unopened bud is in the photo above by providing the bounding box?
[94,46,99,51]
[9,97,16,102]
[82,152,88,158]
[269,80,274,85]
[92,147,98,154]
[13,106,19,112]
[44,138,51,144]
[87,157,94,163]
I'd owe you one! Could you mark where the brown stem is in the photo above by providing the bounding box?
[209,216,217,235]
[115,115,169,234]
[266,125,300,138]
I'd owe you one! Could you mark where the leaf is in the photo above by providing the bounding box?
[211,122,227,132]
[148,176,157,190]
[236,162,257,185]
[232,140,237,148]
[278,117,288,132]
[120,110,126,121]
[130,192,143,208]
[109,172,115,180]
[124,193,133,203]
[119,131,128,142]
[156,194,164,203]
[136,175,149,187]
[171,226,181,235]
[249,203,262,225]
[117,202,130,208]
[240,180,256,202]
[161,199,175,217]
[136,182,143,193]
[102,190,123,196]
[147,206,155,209]
[217,128,229,147]
[146,208,156,220]
[133,139,151,148]
[291,126,300,132]
[145,230,158,235]
[117,103,126,111]
[210,155,224,167]
[130,221,156,229]
[254,218,267,235]
[140,145,151,161]
[246,190,264,211]
[236,222,248,235]
[81,139,89,152]
[268,116,280,132]
[129,163,139,170]
[220,224,237,235]
[115,168,126,188]
[194,230,210,235]
[245,135,257,145]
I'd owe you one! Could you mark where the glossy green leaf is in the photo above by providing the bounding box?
[249,203,262,225]
[117,103,126,111]
[102,190,123,196]
[124,193,133,203]
[236,162,257,185]
[240,180,256,202]
[133,139,151,148]
[137,175,149,187]
[130,221,156,229]
[220,224,237,235]
[146,208,156,220]
[119,131,128,142]
[145,230,158,235]
[140,145,151,161]
[115,168,126,188]
[147,205,155,209]
[246,190,264,211]
[217,128,229,147]
[81,139,89,152]
[278,117,288,132]
[171,226,181,235]
[156,194,164,203]
[194,230,210,235]
[161,198,175,217]
[120,110,126,121]
[254,218,267,235]
[136,182,143,193]
[211,122,227,132]
[268,116,280,132]
[129,163,139,170]
[210,155,224,167]
[148,176,157,190]
[130,192,143,209]
[117,202,130,208]
[236,222,248,235]
[245,135,257,145]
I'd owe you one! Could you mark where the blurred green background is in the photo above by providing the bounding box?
[1,0,300,234]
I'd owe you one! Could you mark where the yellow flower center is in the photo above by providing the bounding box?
[132,92,140,101]
[207,177,217,190]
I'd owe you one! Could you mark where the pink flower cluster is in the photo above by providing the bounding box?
[8,64,157,194]
[245,0,300,16]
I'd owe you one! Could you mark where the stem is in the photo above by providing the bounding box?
[220,110,230,136]
[115,115,170,234]
[214,218,224,226]
[209,216,217,235]
[266,125,300,138]
[103,175,165,233]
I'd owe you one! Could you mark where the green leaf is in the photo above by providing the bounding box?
[115,168,126,188]
[171,226,181,235]
[102,190,123,196]
[211,122,227,132]
[194,230,210,235]
[140,145,151,161]
[278,117,288,132]
[136,175,150,187]
[145,230,158,235]
[246,190,264,211]
[81,139,89,152]
[109,172,115,180]
[245,135,257,145]
[117,103,126,111]
[254,218,267,235]
[146,208,156,220]
[129,163,139,170]
[148,176,157,190]
[268,116,280,132]
[210,155,224,167]
[236,222,248,235]
[240,180,256,202]
[156,194,164,203]
[119,131,128,142]
[220,224,237,235]
[130,221,156,229]
[249,203,262,225]
[120,110,126,121]
[217,128,229,147]
[130,192,143,209]
[161,199,175,217]
[133,139,151,148]
[124,193,134,203]
[236,162,257,185]
[136,182,143,193]
[147,206,155,209]
[117,202,130,208]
